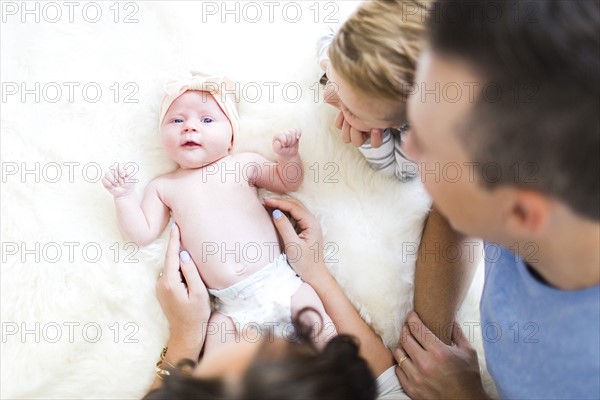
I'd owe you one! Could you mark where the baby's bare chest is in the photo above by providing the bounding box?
[163,170,257,214]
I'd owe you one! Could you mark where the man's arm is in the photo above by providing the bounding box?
[413,206,480,344]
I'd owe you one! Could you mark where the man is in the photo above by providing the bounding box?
[394,1,600,398]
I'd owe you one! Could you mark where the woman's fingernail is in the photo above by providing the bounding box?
[272,209,283,220]
[171,222,177,230]
[180,250,191,262]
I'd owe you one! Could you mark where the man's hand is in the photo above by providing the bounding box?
[273,128,302,157]
[394,311,489,399]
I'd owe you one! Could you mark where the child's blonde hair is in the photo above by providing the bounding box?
[329,0,428,109]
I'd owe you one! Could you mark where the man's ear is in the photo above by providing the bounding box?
[506,190,552,236]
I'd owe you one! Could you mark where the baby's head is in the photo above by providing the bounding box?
[326,0,428,130]
[159,72,239,169]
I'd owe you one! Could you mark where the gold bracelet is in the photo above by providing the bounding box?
[155,362,170,380]
[159,346,176,369]
[155,347,174,380]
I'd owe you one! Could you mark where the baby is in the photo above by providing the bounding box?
[103,72,333,351]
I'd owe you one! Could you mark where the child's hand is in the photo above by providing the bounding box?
[273,128,302,157]
[102,164,136,198]
[335,111,384,148]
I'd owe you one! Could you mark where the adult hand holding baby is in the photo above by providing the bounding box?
[156,223,211,350]
[266,197,398,378]
[147,223,211,390]
[264,197,328,285]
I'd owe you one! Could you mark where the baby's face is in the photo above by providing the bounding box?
[160,91,233,169]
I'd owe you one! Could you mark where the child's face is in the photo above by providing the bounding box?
[160,91,233,169]
[325,64,404,132]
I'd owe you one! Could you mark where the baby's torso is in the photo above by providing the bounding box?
[158,154,281,290]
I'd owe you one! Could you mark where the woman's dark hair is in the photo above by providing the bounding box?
[143,309,377,400]
[427,0,600,220]
[143,358,227,399]
[242,335,375,400]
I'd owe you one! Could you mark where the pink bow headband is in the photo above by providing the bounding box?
[159,72,240,145]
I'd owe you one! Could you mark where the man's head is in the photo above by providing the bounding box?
[404,0,599,242]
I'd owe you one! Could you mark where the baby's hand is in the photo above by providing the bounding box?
[102,164,136,198]
[273,128,302,157]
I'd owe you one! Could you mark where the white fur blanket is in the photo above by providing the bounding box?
[1,1,493,398]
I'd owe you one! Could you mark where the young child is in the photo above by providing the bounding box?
[317,2,425,182]
[102,72,334,351]
[315,0,479,350]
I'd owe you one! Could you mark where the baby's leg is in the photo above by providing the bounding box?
[291,282,337,349]
[203,312,238,356]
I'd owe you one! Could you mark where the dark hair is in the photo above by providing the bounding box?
[143,359,227,399]
[428,0,600,220]
[143,311,377,400]
[242,335,376,400]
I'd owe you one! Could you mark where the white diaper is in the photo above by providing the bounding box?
[208,254,303,337]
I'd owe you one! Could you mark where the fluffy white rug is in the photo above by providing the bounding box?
[1,1,493,398]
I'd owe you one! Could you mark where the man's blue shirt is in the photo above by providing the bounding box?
[481,243,600,399]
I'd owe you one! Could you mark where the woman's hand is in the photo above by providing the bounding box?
[149,224,211,390]
[266,196,398,376]
[156,223,211,345]
[264,197,329,284]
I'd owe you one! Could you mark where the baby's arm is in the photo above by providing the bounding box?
[102,165,170,246]
[243,129,304,193]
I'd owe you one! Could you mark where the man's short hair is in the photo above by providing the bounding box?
[428,0,599,220]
